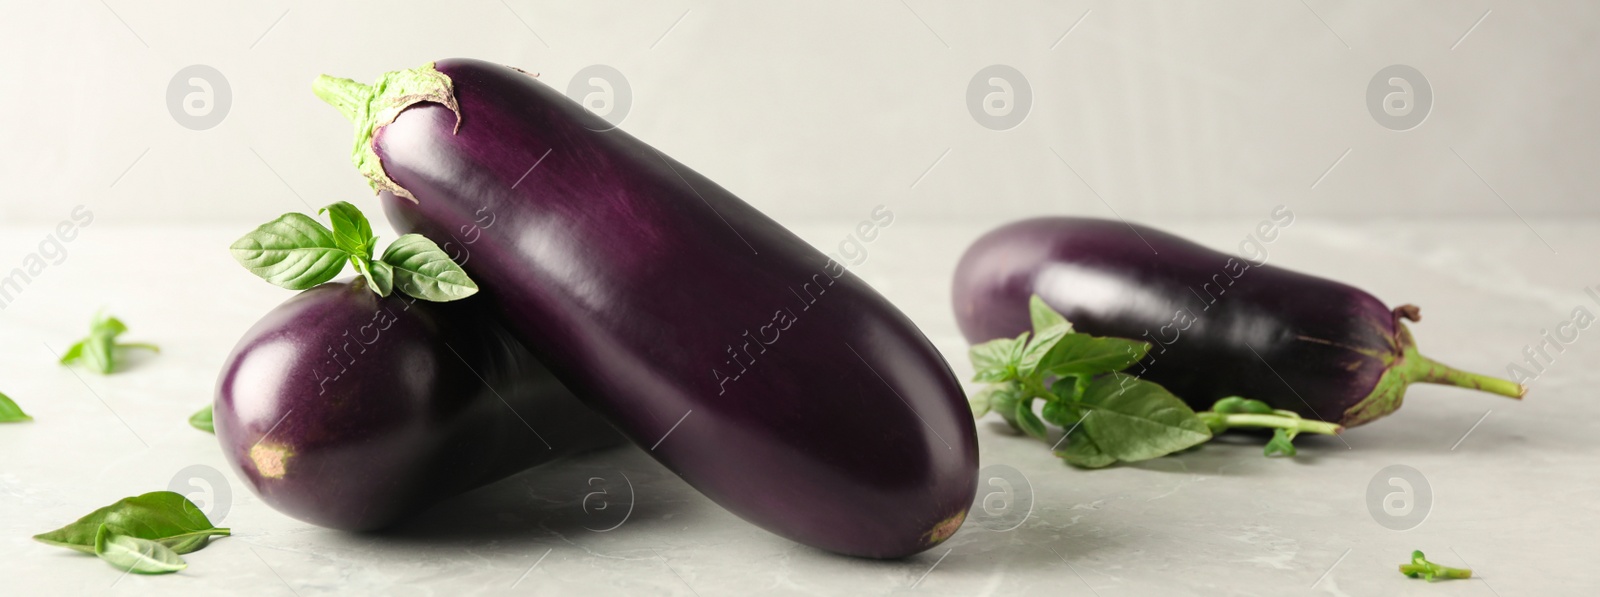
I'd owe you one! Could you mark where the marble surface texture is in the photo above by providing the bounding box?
[1,218,1594,596]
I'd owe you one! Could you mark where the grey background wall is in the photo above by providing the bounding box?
[1,1,1595,227]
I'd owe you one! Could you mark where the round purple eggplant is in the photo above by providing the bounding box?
[214,279,620,531]
[952,217,1524,428]
[312,60,977,558]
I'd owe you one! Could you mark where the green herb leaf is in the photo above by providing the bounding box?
[968,386,995,418]
[230,213,349,290]
[1264,428,1297,457]
[34,491,230,555]
[367,259,395,297]
[1399,550,1472,582]
[1041,334,1150,378]
[189,405,214,434]
[59,313,158,375]
[319,201,377,259]
[1016,324,1069,378]
[989,383,1024,432]
[1078,374,1213,462]
[1028,295,1072,335]
[0,391,32,422]
[1055,426,1116,469]
[1039,399,1079,428]
[1211,396,1276,415]
[94,524,186,574]
[969,332,1028,383]
[382,234,479,302]
[1013,397,1049,440]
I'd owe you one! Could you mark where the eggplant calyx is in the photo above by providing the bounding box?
[312,62,461,202]
[1342,324,1527,427]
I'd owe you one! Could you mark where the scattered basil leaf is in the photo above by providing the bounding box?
[1212,396,1275,415]
[319,201,377,259]
[1055,425,1116,469]
[1041,334,1150,378]
[59,312,158,375]
[34,491,230,555]
[989,383,1024,432]
[1399,550,1472,582]
[0,391,32,422]
[189,405,214,434]
[1015,323,1070,378]
[366,259,395,297]
[382,234,479,302]
[1264,428,1297,457]
[230,213,348,290]
[94,524,186,574]
[1013,397,1049,440]
[1078,374,1213,462]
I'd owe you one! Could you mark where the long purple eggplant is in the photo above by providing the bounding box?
[312,60,977,558]
[953,217,1524,428]
[214,279,620,531]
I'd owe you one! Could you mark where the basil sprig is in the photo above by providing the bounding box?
[1399,550,1472,582]
[968,296,1341,467]
[59,312,159,375]
[231,201,477,302]
[0,391,32,422]
[34,491,229,574]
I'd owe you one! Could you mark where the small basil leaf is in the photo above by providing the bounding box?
[1079,373,1212,462]
[366,259,395,297]
[1211,396,1276,415]
[94,525,186,574]
[1264,428,1297,457]
[968,386,995,418]
[0,391,32,422]
[969,332,1028,382]
[59,340,85,364]
[83,333,115,375]
[189,405,214,434]
[1028,294,1072,335]
[230,213,349,290]
[319,201,377,259]
[1016,324,1069,378]
[1014,397,1049,441]
[1055,429,1116,469]
[1041,334,1151,378]
[382,234,479,302]
[1039,398,1079,428]
[989,384,1024,432]
[92,314,128,337]
[33,491,230,555]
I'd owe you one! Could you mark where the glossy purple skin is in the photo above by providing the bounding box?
[214,280,620,531]
[372,59,977,558]
[953,217,1401,423]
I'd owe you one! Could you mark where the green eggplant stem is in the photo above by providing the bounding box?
[1408,352,1526,399]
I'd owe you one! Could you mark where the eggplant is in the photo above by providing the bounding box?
[312,59,977,558]
[952,217,1524,428]
[214,279,621,531]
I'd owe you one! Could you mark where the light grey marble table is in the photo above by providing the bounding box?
[1,218,1593,596]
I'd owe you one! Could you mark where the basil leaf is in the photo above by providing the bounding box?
[0,391,32,422]
[1016,324,1069,378]
[231,213,349,290]
[1014,397,1049,441]
[92,313,128,337]
[1079,373,1212,462]
[969,332,1027,383]
[1039,398,1079,428]
[1211,396,1276,415]
[189,405,214,434]
[94,525,186,574]
[1028,294,1072,335]
[1055,428,1116,469]
[320,201,377,259]
[1050,375,1090,403]
[34,491,230,555]
[988,383,1024,432]
[58,340,85,364]
[59,313,157,375]
[968,386,995,418]
[1041,334,1150,378]
[83,333,115,375]
[367,259,395,297]
[1264,428,1297,457]
[382,234,479,302]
